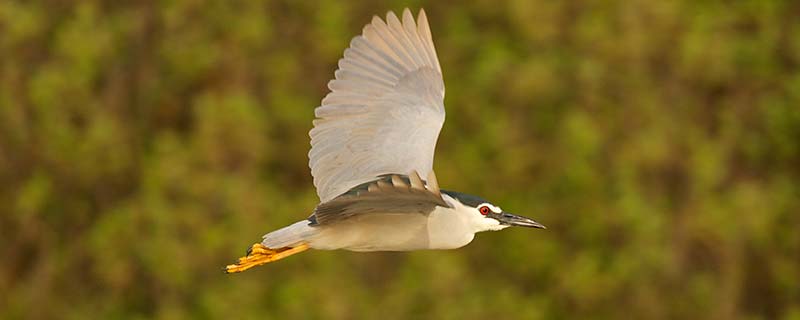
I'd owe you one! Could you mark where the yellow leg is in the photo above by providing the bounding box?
[224,243,310,273]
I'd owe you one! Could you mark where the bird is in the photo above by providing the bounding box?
[224,8,545,273]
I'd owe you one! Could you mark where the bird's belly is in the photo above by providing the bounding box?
[307,212,473,251]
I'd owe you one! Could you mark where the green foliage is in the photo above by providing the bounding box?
[1,1,799,319]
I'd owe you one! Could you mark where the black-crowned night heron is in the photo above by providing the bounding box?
[225,8,545,273]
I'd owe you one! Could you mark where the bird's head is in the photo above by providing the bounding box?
[441,190,546,232]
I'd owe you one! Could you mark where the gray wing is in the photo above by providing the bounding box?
[309,8,445,202]
[311,171,448,225]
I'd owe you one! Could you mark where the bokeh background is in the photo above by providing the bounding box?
[1,1,799,319]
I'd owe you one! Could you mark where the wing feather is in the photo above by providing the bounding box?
[311,172,448,225]
[309,8,445,202]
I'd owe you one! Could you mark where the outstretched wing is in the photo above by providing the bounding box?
[309,8,445,203]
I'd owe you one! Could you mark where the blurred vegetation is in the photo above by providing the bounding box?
[1,0,799,319]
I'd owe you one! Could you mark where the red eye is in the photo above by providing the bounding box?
[479,206,491,215]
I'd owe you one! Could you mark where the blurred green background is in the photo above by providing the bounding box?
[1,1,799,319]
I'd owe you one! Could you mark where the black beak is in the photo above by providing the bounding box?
[497,212,546,229]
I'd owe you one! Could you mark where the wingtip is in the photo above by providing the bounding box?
[386,10,399,22]
[390,8,424,24]
[371,15,383,25]
[401,8,414,26]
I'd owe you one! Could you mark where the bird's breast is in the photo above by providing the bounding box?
[305,207,476,251]
[425,206,476,249]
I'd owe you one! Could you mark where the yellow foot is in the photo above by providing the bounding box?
[224,243,309,273]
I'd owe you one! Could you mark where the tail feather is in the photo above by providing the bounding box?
[261,220,315,249]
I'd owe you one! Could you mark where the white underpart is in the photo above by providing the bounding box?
[287,193,508,251]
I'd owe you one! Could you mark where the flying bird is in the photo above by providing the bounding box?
[225,8,544,273]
